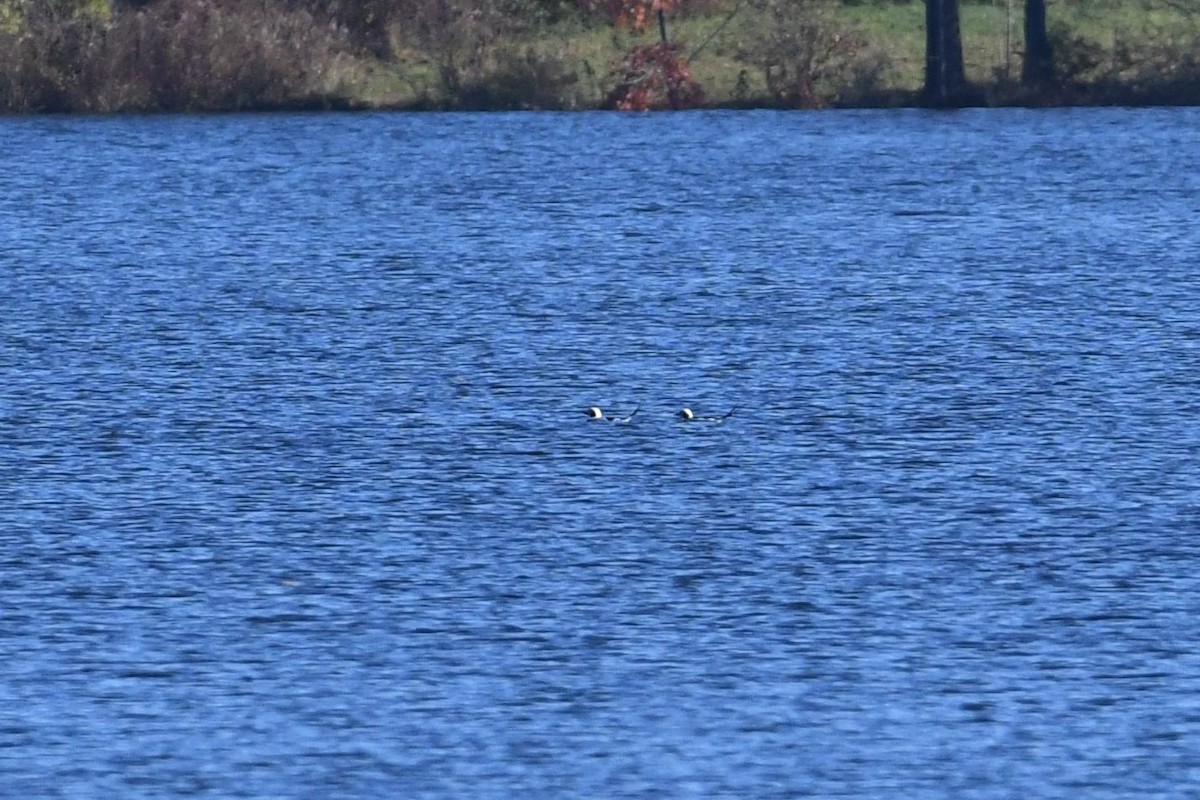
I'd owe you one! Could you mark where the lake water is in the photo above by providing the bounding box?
[3,108,1200,798]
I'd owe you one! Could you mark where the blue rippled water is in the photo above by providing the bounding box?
[3,108,1200,798]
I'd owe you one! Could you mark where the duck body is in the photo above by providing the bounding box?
[586,406,638,423]
[679,407,735,423]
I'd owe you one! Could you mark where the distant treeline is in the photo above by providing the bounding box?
[2,0,1200,113]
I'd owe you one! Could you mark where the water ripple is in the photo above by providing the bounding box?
[2,108,1200,799]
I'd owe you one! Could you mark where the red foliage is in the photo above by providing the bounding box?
[605,42,705,110]
[583,0,679,33]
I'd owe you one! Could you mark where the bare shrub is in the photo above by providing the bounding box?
[389,0,509,105]
[292,0,396,57]
[465,45,585,109]
[1110,25,1200,101]
[1045,19,1106,84]
[111,0,353,111]
[737,0,887,108]
[0,0,354,113]
[0,2,98,112]
[1041,10,1200,102]
[390,0,585,108]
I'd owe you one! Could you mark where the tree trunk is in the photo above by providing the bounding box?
[924,0,969,106]
[1022,0,1053,85]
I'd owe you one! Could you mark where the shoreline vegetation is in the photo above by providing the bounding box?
[2,0,1200,113]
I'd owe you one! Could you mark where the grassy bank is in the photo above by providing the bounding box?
[2,0,1200,113]
[362,0,1200,109]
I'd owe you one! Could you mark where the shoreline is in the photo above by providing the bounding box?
[3,0,1199,115]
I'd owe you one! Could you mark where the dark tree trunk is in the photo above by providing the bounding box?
[1022,0,1054,85]
[658,9,681,110]
[924,0,969,106]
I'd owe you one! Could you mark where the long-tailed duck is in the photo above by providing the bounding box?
[679,407,735,422]
[586,406,639,423]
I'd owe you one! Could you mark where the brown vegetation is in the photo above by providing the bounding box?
[2,0,1200,113]
[0,0,899,112]
[0,0,353,112]
[738,0,886,108]
[605,41,705,109]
